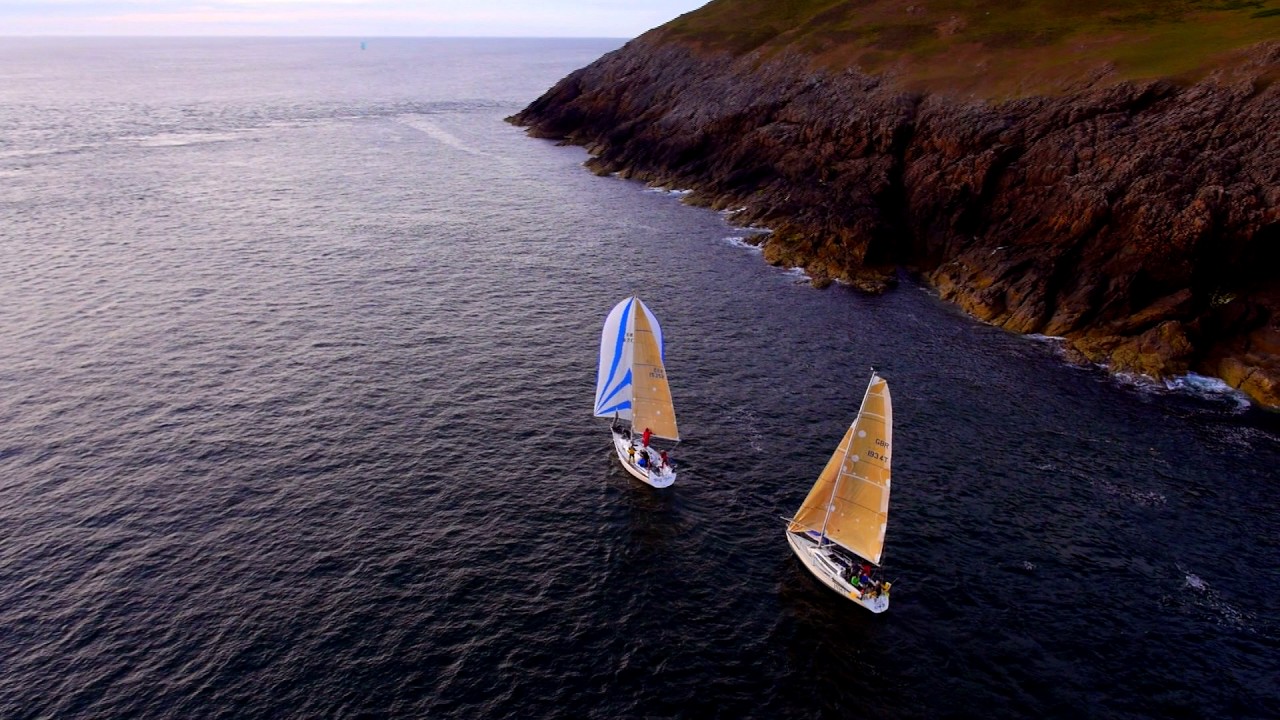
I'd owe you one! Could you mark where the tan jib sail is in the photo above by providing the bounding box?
[630,302,680,441]
[788,373,892,565]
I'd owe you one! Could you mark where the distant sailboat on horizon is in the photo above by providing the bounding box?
[785,371,893,613]
[594,296,679,488]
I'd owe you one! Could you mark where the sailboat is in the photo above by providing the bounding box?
[785,371,893,613]
[594,296,679,488]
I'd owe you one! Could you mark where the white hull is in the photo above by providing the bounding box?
[611,430,675,488]
[785,531,889,613]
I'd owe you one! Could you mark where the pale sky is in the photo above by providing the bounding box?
[0,1,710,37]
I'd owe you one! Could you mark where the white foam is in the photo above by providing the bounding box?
[1164,373,1249,406]
[722,236,763,253]
[1178,568,1253,631]
[721,406,765,452]
[784,267,811,284]
[398,116,496,159]
[0,145,91,159]
[132,131,244,148]
[1094,477,1168,507]
[1111,370,1155,388]
[645,186,692,196]
[1110,369,1252,410]
[1114,371,1184,400]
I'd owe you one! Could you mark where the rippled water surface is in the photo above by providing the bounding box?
[1,38,1277,719]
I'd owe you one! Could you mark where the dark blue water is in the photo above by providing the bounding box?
[1,38,1277,719]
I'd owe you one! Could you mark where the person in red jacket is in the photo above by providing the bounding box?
[642,427,652,447]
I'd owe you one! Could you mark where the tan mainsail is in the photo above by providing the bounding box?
[788,374,892,565]
[630,304,680,441]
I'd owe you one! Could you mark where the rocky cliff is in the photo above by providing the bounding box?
[509,7,1280,407]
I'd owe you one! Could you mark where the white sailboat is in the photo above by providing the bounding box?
[785,371,893,612]
[594,296,679,488]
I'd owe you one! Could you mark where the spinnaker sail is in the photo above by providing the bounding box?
[594,297,677,439]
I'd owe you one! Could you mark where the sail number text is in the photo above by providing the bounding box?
[866,438,889,463]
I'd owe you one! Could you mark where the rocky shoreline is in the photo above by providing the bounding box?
[509,38,1280,408]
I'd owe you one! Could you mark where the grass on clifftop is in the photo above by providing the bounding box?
[655,0,1280,97]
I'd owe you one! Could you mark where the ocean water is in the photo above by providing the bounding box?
[0,38,1277,719]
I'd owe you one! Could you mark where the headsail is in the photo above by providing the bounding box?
[788,373,892,565]
[630,302,679,441]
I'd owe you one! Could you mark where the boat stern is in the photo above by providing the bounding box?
[611,430,676,488]
[849,584,890,613]
[785,530,891,613]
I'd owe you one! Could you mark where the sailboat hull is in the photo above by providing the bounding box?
[785,531,890,613]
[611,430,675,488]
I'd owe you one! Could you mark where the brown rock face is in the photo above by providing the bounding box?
[510,40,1280,408]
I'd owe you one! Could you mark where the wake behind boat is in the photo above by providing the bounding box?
[786,371,893,612]
[594,296,679,488]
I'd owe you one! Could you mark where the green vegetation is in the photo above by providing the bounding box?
[656,0,1280,97]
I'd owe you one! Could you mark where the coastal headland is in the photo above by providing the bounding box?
[510,1,1280,407]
